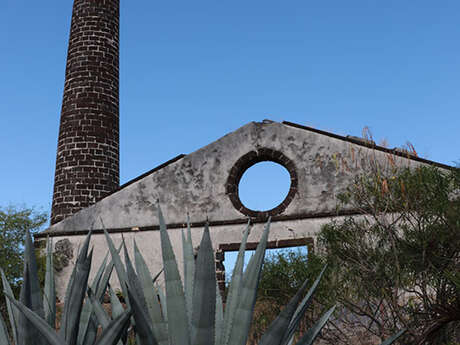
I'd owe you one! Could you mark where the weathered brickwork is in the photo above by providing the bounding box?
[51,0,120,224]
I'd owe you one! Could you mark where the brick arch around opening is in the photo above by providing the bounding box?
[225,148,298,219]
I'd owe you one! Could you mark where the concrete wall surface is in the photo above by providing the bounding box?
[38,120,443,298]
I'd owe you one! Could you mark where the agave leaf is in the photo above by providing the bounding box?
[59,231,93,345]
[1,268,18,345]
[259,278,310,345]
[5,293,64,345]
[182,216,195,331]
[94,309,133,345]
[127,289,158,345]
[221,220,250,345]
[379,329,406,345]
[77,301,94,345]
[215,279,224,345]
[123,240,150,322]
[294,305,336,345]
[88,287,125,345]
[103,228,130,307]
[133,240,169,345]
[77,253,109,345]
[88,288,111,328]
[0,312,10,345]
[152,269,163,284]
[155,283,167,321]
[108,285,124,320]
[227,219,270,345]
[90,251,109,294]
[81,314,98,345]
[18,265,44,345]
[96,245,122,301]
[23,229,43,315]
[191,223,216,345]
[43,236,56,328]
[282,265,328,345]
[18,229,45,345]
[158,206,190,345]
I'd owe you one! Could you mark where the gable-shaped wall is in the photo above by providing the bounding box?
[38,121,443,297]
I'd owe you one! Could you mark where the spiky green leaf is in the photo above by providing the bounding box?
[90,251,109,295]
[59,231,93,345]
[43,236,56,328]
[215,280,224,345]
[191,223,216,345]
[94,310,132,345]
[182,216,195,331]
[77,302,93,345]
[259,278,310,345]
[227,219,270,345]
[81,314,98,345]
[127,289,158,345]
[102,228,129,307]
[0,312,10,345]
[221,220,250,345]
[282,265,328,345]
[5,293,64,345]
[1,268,18,345]
[133,240,169,345]
[158,206,190,345]
[294,305,336,345]
[95,245,121,301]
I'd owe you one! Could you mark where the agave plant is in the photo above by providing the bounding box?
[0,230,131,345]
[101,207,407,345]
[0,207,406,345]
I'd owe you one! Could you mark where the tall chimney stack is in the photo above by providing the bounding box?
[51,0,120,224]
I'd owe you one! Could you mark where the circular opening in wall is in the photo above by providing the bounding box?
[238,161,291,212]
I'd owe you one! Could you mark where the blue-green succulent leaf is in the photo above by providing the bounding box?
[191,223,216,345]
[158,205,190,345]
[260,278,310,345]
[294,305,336,345]
[133,240,168,345]
[59,232,93,345]
[43,236,56,328]
[77,301,93,345]
[5,293,64,345]
[221,220,250,345]
[182,216,195,331]
[94,309,132,345]
[96,245,121,301]
[127,289,158,345]
[90,251,109,295]
[81,314,98,345]
[0,312,10,345]
[282,265,328,345]
[102,226,130,310]
[227,219,270,345]
[1,268,18,345]
[215,283,224,345]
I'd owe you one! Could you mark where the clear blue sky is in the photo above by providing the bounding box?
[1,1,459,221]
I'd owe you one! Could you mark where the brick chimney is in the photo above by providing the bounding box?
[51,0,120,224]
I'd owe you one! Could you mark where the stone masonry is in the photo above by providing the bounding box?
[51,0,120,224]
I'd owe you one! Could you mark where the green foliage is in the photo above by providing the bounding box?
[0,206,47,291]
[316,165,460,344]
[258,247,324,304]
[251,248,329,343]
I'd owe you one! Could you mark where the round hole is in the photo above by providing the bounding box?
[238,161,291,212]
